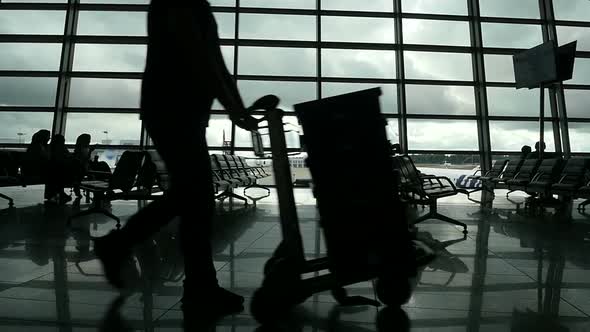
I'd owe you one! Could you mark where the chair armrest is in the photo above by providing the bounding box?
[531,171,544,183]
[87,170,112,177]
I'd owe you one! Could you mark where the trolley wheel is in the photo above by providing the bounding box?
[376,276,412,306]
[462,228,468,235]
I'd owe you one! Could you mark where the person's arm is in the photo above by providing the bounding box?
[166,7,256,130]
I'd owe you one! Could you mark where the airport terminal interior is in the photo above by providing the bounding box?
[1,0,590,331]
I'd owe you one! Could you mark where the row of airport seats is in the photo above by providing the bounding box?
[2,149,270,219]
[392,155,469,234]
[467,156,590,210]
[0,150,49,207]
[69,151,271,228]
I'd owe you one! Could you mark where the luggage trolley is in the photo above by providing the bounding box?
[247,89,422,323]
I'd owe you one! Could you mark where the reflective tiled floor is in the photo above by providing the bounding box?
[0,185,589,331]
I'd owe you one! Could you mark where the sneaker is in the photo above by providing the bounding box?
[181,286,245,318]
[93,231,140,291]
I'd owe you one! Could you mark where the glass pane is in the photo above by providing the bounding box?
[235,115,301,149]
[406,85,475,115]
[322,16,395,43]
[321,0,393,12]
[241,0,314,9]
[77,11,147,36]
[214,12,235,39]
[322,83,397,114]
[409,154,480,178]
[487,87,550,117]
[238,80,316,113]
[564,89,590,118]
[91,148,129,170]
[569,123,590,152]
[489,121,555,152]
[0,10,65,34]
[557,26,590,52]
[322,49,396,79]
[221,46,235,73]
[553,0,590,22]
[401,0,467,15]
[238,47,316,77]
[73,44,147,72]
[0,44,62,71]
[65,113,142,146]
[407,120,478,150]
[0,112,54,144]
[569,58,590,85]
[386,119,400,143]
[482,23,543,49]
[240,14,315,41]
[479,0,540,19]
[209,0,235,6]
[484,54,516,83]
[403,19,470,46]
[0,77,57,107]
[405,52,473,81]
[206,115,233,148]
[69,78,141,108]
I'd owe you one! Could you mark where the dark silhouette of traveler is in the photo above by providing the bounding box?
[88,155,112,181]
[527,141,556,159]
[46,134,75,204]
[24,129,51,182]
[521,145,532,159]
[72,133,93,198]
[93,0,258,320]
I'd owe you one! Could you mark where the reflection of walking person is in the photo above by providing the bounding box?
[93,0,258,320]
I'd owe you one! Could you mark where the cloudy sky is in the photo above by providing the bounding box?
[0,0,589,152]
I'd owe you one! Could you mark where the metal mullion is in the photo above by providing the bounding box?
[563,84,590,90]
[554,20,590,28]
[0,106,54,112]
[236,75,316,82]
[542,0,569,157]
[53,0,80,137]
[230,0,241,155]
[574,51,590,58]
[489,116,549,122]
[394,0,407,153]
[74,36,147,44]
[234,7,314,16]
[0,35,63,43]
[401,44,473,53]
[69,71,143,79]
[404,79,474,86]
[0,3,67,10]
[77,4,147,11]
[485,82,518,88]
[0,71,59,77]
[564,118,590,123]
[65,107,140,114]
[469,0,492,174]
[479,16,543,24]
[317,0,322,100]
[405,114,478,120]
[321,77,399,84]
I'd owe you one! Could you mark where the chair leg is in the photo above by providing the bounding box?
[215,190,248,205]
[411,201,468,234]
[578,199,590,211]
[0,193,14,207]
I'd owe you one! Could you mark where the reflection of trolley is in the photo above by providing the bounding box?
[248,89,420,323]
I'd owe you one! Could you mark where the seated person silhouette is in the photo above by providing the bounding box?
[72,133,93,198]
[93,0,258,319]
[527,141,557,159]
[46,134,75,204]
[24,129,51,182]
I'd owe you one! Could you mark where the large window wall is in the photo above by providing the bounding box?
[1,0,589,171]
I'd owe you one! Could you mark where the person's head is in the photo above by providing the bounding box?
[534,141,546,152]
[521,145,532,157]
[75,134,91,149]
[31,129,51,146]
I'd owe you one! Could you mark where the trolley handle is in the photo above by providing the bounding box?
[246,94,281,124]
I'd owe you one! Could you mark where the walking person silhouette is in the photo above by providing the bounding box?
[93,0,257,319]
